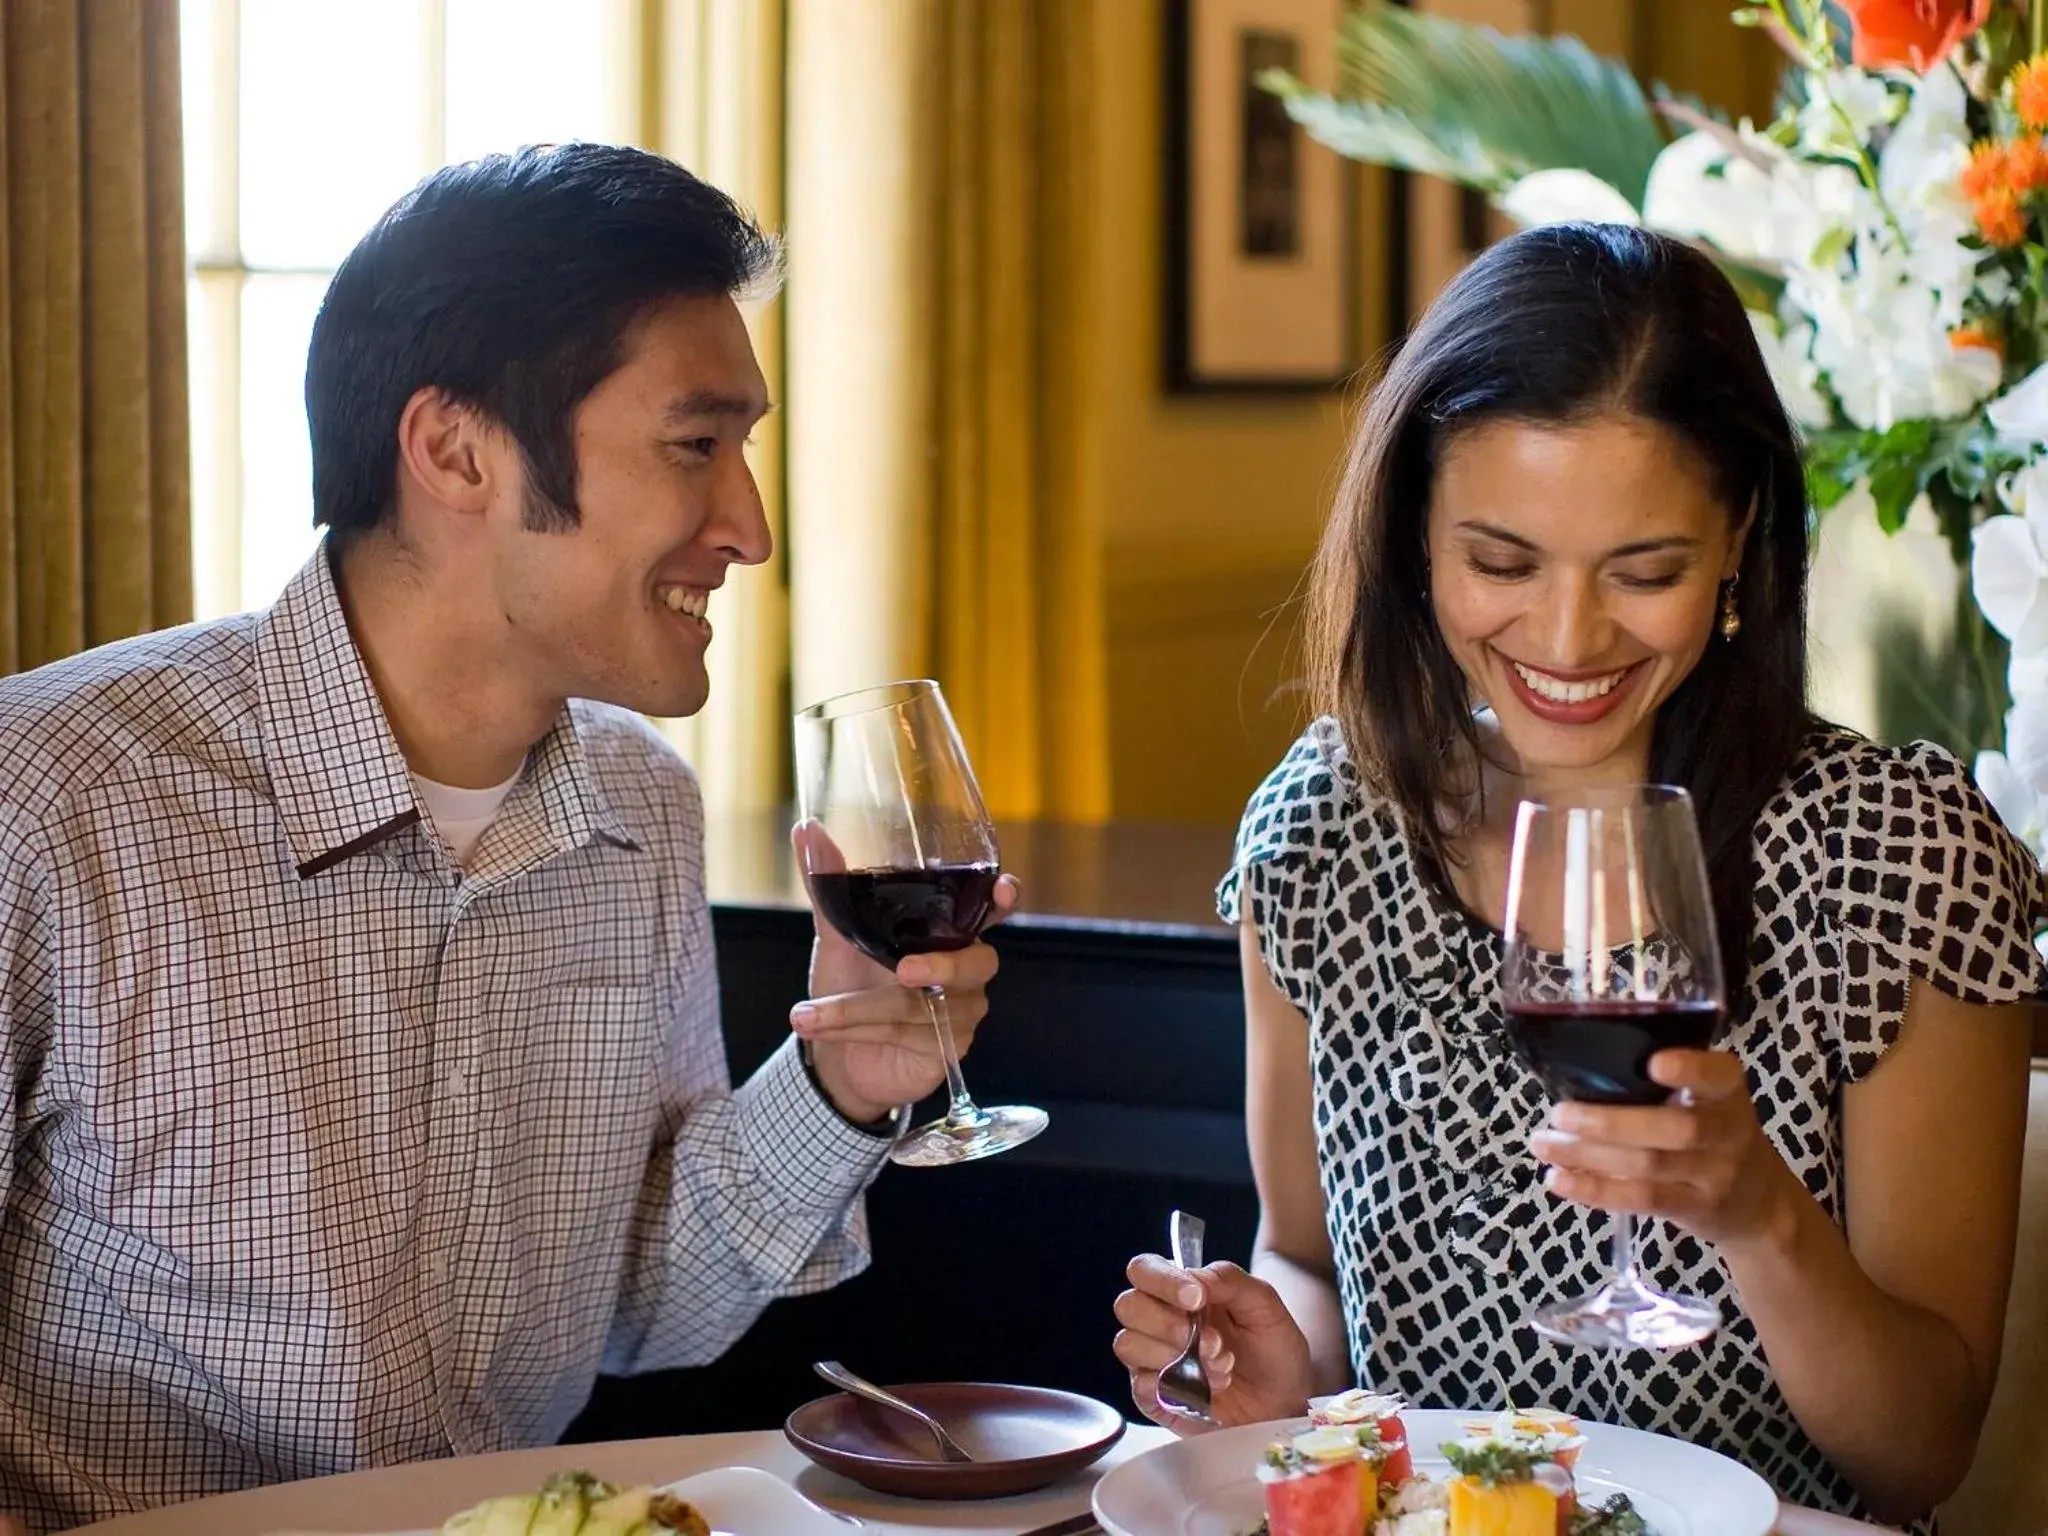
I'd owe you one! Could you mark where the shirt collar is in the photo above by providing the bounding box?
[256,543,639,879]
[524,702,642,857]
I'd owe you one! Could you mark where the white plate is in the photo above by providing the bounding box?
[1092,1409,1779,1536]
[379,1466,850,1536]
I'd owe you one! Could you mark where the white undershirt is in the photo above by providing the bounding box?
[412,762,524,867]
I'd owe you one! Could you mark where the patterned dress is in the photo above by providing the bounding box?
[1219,719,2045,1528]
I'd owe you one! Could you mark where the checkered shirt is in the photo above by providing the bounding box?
[0,547,890,1531]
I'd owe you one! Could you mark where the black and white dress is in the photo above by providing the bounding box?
[1219,719,2045,1528]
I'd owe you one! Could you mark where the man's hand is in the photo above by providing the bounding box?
[790,826,1018,1124]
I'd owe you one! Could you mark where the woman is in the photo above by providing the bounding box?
[1113,224,2043,1530]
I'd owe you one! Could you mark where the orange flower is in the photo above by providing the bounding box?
[2010,135,2048,192]
[1975,189,2028,247]
[1840,0,1992,74]
[1963,139,2011,199]
[1950,324,2006,361]
[2017,55,2048,131]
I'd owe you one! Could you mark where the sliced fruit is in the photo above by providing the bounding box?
[579,1486,655,1536]
[1261,1455,1369,1536]
[438,1494,539,1536]
[1447,1474,1558,1536]
[525,1471,609,1536]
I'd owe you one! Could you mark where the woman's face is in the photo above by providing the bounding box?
[1424,412,1748,782]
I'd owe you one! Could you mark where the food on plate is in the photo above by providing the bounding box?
[1258,1424,1392,1535]
[1312,1390,1414,1485]
[1442,1440,1575,1534]
[439,1471,710,1536]
[1458,1409,1585,1472]
[1244,1404,1650,1536]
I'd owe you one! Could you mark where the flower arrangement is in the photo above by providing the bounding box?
[1265,0,2048,866]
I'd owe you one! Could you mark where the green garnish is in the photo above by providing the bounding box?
[1571,1495,1650,1535]
[1442,1440,1551,1486]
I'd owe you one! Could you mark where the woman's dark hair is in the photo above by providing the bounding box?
[307,142,778,541]
[1307,222,1811,1001]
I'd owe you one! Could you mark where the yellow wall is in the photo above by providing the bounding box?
[1083,0,1391,826]
[1071,0,1777,828]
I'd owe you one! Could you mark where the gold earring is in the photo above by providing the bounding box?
[1719,575,1742,641]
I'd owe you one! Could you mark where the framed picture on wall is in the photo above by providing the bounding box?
[1164,0,1355,393]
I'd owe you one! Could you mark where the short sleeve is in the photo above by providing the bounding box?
[1818,740,2047,1080]
[1217,718,1356,1012]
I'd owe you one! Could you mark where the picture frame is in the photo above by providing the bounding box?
[1164,0,1357,393]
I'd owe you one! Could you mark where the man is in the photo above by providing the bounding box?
[0,145,1008,1531]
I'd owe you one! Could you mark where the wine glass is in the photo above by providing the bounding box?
[1501,783,1722,1351]
[793,679,1049,1168]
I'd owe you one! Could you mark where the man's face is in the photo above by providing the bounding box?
[482,292,773,718]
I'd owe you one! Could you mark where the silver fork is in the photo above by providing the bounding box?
[814,1360,974,1463]
[1153,1208,1215,1424]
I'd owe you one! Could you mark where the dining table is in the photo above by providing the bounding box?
[55,1424,1898,1536]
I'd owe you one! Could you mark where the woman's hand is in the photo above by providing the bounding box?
[1114,1255,1316,1433]
[1530,1047,1803,1250]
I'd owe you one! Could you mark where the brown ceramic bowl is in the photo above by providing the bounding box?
[783,1381,1127,1499]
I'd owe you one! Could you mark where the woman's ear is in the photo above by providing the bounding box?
[1725,491,1759,580]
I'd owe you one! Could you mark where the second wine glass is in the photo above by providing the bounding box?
[1502,783,1722,1352]
[793,679,1048,1168]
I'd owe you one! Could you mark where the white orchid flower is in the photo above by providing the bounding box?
[1803,270,1998,430]
[1798,69,1900,156]
[2004,685,2048,793]
[1747,312,1832,428]
[1972,500,2048,654]
[1987,364,2048,449]
[1642,131,1780,261]
[1496,169,1641,230]
[1930,336,2005,416]
[2011,646,2048,701]
[1881,64,1972,214]
[1999,457,2048,517]
[1975,749,2048,855]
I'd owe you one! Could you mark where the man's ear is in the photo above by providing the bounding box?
[394,387,495,518]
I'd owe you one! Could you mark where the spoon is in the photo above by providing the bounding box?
[813,1360,975,1463]
[1154,1208,1215,1423]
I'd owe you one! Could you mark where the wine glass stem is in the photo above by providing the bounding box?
[921,987,989,1131]
[1609,1209,1642,1294]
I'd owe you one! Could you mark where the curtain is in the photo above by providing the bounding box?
[0,0,190,675]
[785,0,1109,822]
[648,0,790,815]
[929,0,1107,823]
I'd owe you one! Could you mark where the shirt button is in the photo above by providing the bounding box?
[425,1255,447,1283]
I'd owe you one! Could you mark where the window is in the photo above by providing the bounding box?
[181,0,641,619]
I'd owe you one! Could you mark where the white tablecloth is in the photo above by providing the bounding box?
[57,1426,1892,1536]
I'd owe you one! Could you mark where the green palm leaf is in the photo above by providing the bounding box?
[1264,0,1666,208]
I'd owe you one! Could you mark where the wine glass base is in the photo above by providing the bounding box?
[889,1104,1048,1168]
[1532,1282,1719,1352]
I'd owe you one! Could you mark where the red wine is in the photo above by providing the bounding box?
[809,864,1001,966]
[1504,999,1721,1105]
